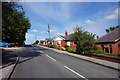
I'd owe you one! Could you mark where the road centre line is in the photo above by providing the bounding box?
[39,51,44,53]
[64,66,88,80]
[46,54,56,61]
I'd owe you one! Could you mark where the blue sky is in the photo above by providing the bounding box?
[18,2,118,44]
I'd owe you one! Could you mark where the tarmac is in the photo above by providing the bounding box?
[1,45,120,79]
[39,45,120,70]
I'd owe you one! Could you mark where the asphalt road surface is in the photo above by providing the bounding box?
[11,45,119,79]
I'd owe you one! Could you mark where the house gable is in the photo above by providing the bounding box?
[52,36,65,41]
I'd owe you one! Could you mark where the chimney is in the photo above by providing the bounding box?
[96,36,99,39]
[65,31,68,37]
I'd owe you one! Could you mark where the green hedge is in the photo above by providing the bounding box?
[50,45,56,48]
[64,45,76,53]
[90,50,106,54]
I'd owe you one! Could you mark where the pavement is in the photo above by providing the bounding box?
[39,45,120,70]
[0,47,22,79]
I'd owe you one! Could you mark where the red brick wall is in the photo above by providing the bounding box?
[61,40,67,47]
[70,42,76,49]
[53,40,76,49]
[112,41,120,53]
[118,41,120,53]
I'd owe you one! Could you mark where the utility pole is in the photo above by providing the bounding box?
[48,24,50,39]
[48,24,51,47]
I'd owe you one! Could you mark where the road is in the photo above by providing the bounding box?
[11,45,119,79]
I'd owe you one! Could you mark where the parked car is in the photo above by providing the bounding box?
[0,40,11,47]
[9,43,15,47]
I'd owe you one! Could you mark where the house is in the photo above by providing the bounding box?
[96,27,120,54]
[40,38,53,46]
[52,31,76,49]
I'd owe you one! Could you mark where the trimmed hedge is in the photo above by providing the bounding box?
[50,45,56,48]
[64,45,76,53]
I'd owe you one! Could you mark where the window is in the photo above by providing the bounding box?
[67,42,70,46]
[74,42,77,45]
[57,41,61,45]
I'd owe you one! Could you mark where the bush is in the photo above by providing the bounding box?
[110,53,120,57]
[50,45,55,48]
[64,45,69,48]
[67,46,76,53]
[90,50,106,54]
[76,42,97,54]
[61,47,66,51]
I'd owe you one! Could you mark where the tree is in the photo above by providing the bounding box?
[2,2,31,46]
[70,26,97,54]
[105,25,120,33]
[32,40,39,45]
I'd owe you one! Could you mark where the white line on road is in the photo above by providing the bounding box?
[64,66,88,80]
[39,51,44,53]
[46,54,56,61]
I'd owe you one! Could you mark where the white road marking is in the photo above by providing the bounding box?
[36,51,44,53]
[39,51,44,53]
[64,66,88,80]
[46,54,56,61]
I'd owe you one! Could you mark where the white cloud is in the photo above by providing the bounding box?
[24,3,72,23]
[31,29,57,34]
[25,33,35,44]
[25,33,44,44]
[50,29,57,33]
[85,20,94,24]
[55,32,64,36]
[106,8,118,20]
[31,29,39,32]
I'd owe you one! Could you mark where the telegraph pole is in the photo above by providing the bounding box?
[48,24,50,39]
[48,24,50,47]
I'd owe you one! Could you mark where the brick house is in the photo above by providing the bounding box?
[96,27,120,54]
[40,38,53,46]
[52,31,76,49]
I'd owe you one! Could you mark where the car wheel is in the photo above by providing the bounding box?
[6,45,8,48]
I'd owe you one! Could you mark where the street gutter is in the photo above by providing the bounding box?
[6,56,20,80]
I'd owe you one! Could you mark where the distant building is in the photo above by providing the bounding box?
[96,27,120,54]
[52,31,76,49]
[40,38,53,46]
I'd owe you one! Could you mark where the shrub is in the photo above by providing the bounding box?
[76,42,97,54]
[61,47,66,51]
[50,45,55,48]
[64,45,69,48]
[67,46,76,53]
[110,53,120,57]
[90,50,106,54]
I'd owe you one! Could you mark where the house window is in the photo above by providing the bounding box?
[110,45,112,53]
[118,44,120,47]
[105,48,109,53]
[67,41,70,46]
[74,42,77,45]
[57,41,61,45]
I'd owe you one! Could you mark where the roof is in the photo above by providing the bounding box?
[52,35,66,41]
[96,27,120,43]
[52,34,74,41]
[65,33,73,40]
[45,38,53,41]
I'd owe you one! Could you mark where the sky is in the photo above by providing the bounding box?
[18,2,119,44]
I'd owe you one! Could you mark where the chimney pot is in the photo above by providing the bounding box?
[65,31,68,37]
